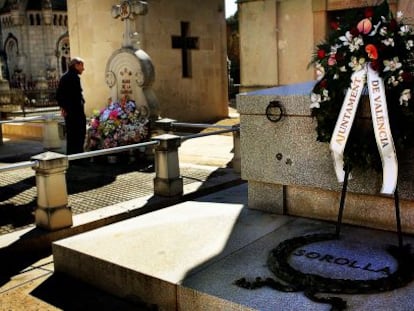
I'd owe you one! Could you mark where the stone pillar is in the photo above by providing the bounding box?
[42,115,62,149]
[152,134,183,197]
[232,127,241,173]
[31,152,72,230]
[154,118,177,134]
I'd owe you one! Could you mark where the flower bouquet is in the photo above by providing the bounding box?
[85,96,149,151]
[309,1,414,175]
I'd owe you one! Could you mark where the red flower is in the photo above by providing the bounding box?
[109,110,118,119]
[389,19,398,31]
[319,79,328,89]
[370,60,380,72]
[330,21,340,30]
[317,49,326,59]
[401,71,413,82]
[350,27,359,37]
[335,52,344,62]
[365,44,378,60]
[364,7,374,18]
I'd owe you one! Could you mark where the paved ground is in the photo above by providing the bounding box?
[0,152,236,235]
[3,108,414,310]
[0,113,242,310]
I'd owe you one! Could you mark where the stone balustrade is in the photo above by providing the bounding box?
[1,123,240,231]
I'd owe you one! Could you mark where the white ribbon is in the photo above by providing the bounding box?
[330,68,366,183]
[329,63,398,194]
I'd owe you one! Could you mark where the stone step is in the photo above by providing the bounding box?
[2,122,44,139]
[1,106,62,140]
[52,184,414,311]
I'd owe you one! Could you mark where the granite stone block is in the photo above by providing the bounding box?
[238,85,414,199]
[239,83,414,231]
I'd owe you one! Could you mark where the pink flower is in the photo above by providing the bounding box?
[357,18,372,34]
[109,110,118,119]
[91,118,100,128]
[328,54,337,66]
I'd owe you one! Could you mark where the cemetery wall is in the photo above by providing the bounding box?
[238,0,315,93]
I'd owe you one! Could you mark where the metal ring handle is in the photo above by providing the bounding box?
[266,100,284,123]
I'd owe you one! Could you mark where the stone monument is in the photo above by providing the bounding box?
[105,0,159,121]
[238,82,414,233]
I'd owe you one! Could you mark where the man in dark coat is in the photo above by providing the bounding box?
[56,57,86,155]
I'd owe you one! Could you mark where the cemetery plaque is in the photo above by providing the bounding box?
[235,233,414,310]
[289,239,396,280]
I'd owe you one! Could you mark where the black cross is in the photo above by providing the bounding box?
[172,22,199,78]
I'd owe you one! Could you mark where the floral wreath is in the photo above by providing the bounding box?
[85,96,149,151]
[310,1,414,172]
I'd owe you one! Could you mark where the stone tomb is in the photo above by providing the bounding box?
[237,81,414,233]
[53,184,414,310]
[105,0,159,120]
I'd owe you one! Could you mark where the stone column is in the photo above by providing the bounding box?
[42,115,62,149]
[31,152,72,230]
[153,118,177,134]
[152,134,183,197]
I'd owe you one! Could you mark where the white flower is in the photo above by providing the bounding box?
[333,73,339,80]
[406,40,414,50]
[339,31,353,46]
[315,63,325,81]
[379,26,388,36]
[383,57,402,72]
[330,44,341,53]
[399,25,410,35]
[339,66,347,72]
[387,76,399,87]
[310,89,330,109]
[322,89,330,101]
[398,70,405,82]
[338,31,363,52]
[382,38,395,46]
[400,89,411,106]
[348,56,366,71]
[310,93,321,108]
[397,11,404,20]
[349,36,364,52]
